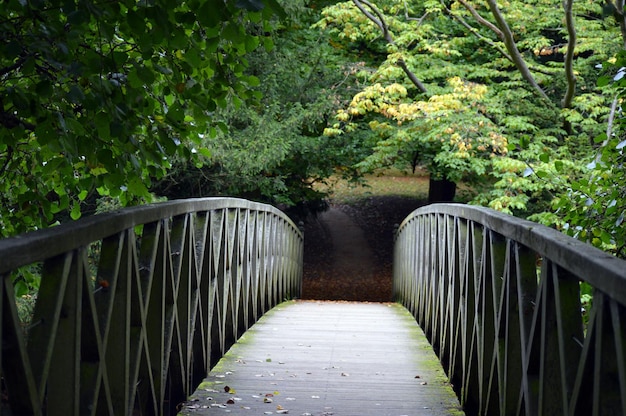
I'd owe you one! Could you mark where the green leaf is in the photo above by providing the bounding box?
[127,9,144,33]
[539,153,550,163]
[263,37,274,51]
[197,1,226,27]
[127,177,149,197]
[601,231,613,245]
[185,48,202,68]
[245,36,260,52]
[594,133,607,144]
[166,101,185,123]
[223,21,242,41]
[198,148,212,158]
[597,76,611,87]
[95,115,110,140]
[554,160,563,172]
[136,65,156,84]
[35,80,53,98]
[70,203,81,220]
[14,281,29,297]
[78,190,88,201]
[263,0,287,18]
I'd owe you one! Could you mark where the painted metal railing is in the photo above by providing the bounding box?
[394,203,626,416]
[0,197,303,415]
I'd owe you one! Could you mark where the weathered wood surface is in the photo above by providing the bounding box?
[180,300,464,416]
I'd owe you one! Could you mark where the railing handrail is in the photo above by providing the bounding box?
[1,197,303,416]
[394,203,626,415]
[397,203,626,302]
[0,197,302,274]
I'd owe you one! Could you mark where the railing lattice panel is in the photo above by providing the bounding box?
[0,198,302,415]
[394,204,626,416]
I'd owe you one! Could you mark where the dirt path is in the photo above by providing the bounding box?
[301,204,389,302]
[317,207,375,279]
[301,196,425,302]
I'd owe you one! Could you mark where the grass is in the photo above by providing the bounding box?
[317,168,431,204]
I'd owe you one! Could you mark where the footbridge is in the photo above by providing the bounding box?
[1,198,625,415]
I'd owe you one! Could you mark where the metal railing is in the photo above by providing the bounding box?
[394,204,626,416]
[0,197,303,415]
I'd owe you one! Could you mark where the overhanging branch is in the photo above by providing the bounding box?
[352,0,428,94]
[612,0,626,48]
[486,0,550,101]
[442,1,511,59]
[562,0,577,108]
[457,0,503,38]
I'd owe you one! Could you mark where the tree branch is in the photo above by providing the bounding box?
[0,110,36,131]
[486,0,550,101]
[0,146,14,177]
[457,0,503,38]
[595,94,620,162]
[403,0,428,24]
[0,57,27,77]
[611,0,626,48]
[352,0,391,42]
[441,1,557,77]
[562,0,577,109]
[352,0,428,94]
[442,1,511,59]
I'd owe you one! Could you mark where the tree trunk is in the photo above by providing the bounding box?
[428,178,456,203]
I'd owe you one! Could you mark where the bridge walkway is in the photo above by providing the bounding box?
[180,300,463,416]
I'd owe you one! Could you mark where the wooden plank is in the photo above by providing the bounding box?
[180,300,464,416]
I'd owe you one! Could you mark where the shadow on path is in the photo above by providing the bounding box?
[318,208,376,279]
[301,196,426,302]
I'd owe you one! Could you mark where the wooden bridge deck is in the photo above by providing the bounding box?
[179,300,463,416]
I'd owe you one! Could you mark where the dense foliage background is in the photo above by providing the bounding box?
[315,0,626,258]
[2,0,626,270]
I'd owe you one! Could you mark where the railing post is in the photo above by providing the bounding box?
[49,250,83,415]
[2,274,41,415]
[498,242,537,416]
[138,220,167,415]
